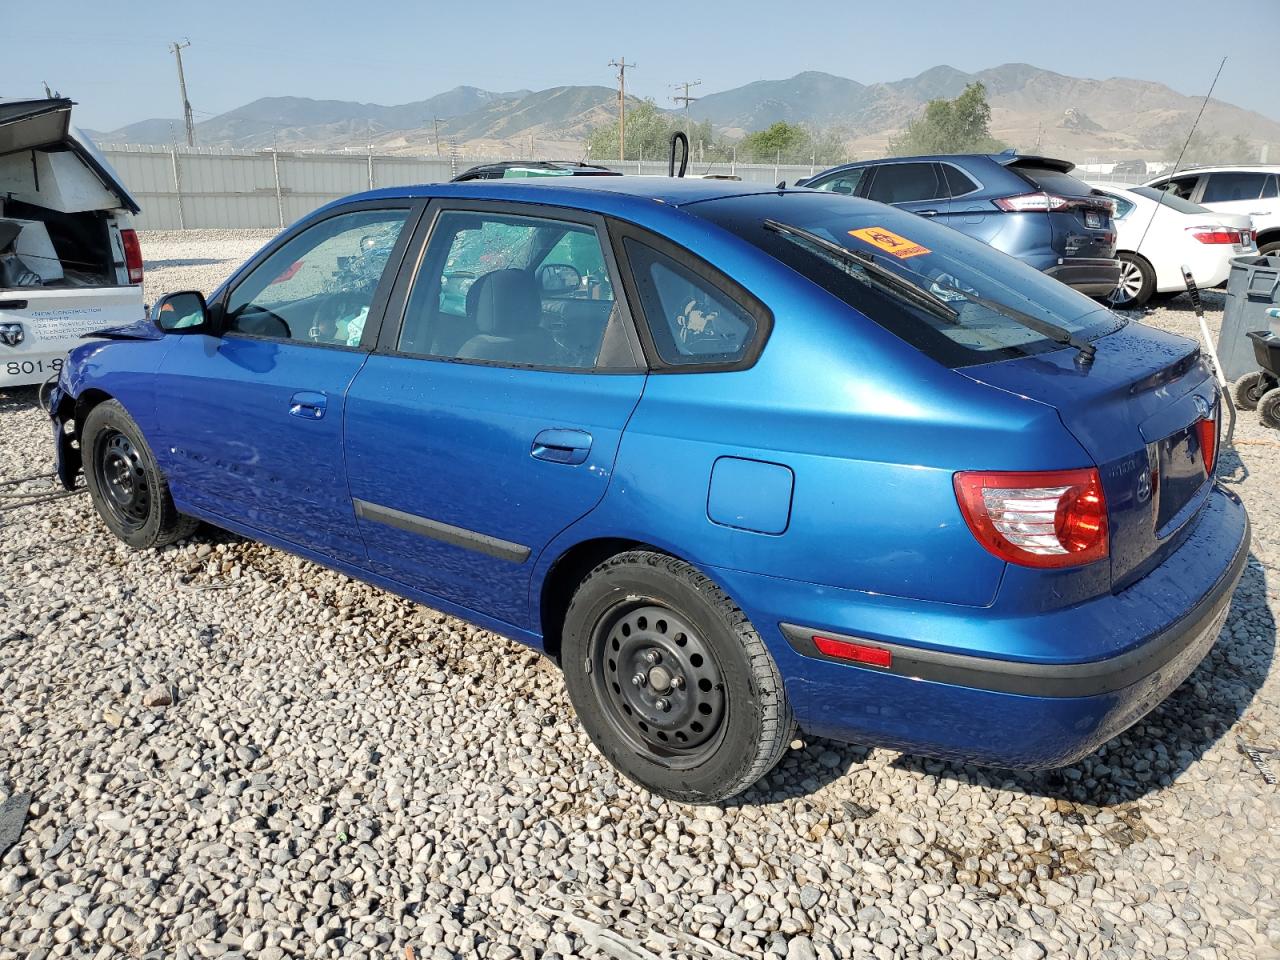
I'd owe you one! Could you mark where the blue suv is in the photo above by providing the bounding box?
[50,178,1247,802]
[797,153,1121,296]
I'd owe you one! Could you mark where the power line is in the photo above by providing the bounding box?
[608,58,635,162]
[169,39,195,147]
[672,79,701,126]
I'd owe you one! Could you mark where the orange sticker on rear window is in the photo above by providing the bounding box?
[848,227,931,259]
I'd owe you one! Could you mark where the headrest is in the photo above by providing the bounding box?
[466,269,539,336]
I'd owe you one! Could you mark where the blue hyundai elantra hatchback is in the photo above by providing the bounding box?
[49,178,1249,802]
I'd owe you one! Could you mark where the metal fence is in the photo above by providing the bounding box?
[100,145,827,230]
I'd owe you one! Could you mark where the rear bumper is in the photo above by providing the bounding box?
[1044,257,1122,296]
[714,485,1249,769]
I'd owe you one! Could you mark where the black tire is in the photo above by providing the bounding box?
[82,399,199,550]
[1106,252,1156,309]
[1258,387,1280,430]
[1233,371,1276,412]
[561,550,794,803]
[1258,239,1280,259]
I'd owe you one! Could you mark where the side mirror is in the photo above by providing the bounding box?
[536,263,583,296]
[151,290,210,333]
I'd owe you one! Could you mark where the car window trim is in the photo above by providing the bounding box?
[212,198,426,352]
[606,218,774,374]
[376,198,647,375]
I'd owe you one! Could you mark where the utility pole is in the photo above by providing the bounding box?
[672,79,701,126]
[433,117,442,157]
[608,58,635,162]
[169,39,195,147]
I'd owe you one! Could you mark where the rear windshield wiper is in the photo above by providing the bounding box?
[763,219,959,325]
[922,279,1097,366]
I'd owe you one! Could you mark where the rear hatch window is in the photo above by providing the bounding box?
[692,191,1124,368]
[1008,163,1096,198]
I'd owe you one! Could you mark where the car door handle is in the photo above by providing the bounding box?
[289,391,328,420]
[531,428,592,465]
[915,209,940,218]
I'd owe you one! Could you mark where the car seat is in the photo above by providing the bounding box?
[457,269,556,364]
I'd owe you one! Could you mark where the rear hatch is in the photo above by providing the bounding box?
[962,323,1218,588]
[1001,156,1117,260]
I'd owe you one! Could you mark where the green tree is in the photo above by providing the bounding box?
[889,82,1005,156]
[739,121,810,163]
[586,100,720,163]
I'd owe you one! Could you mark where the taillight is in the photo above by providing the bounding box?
[120,228,144,284]
[993,193,1113,215]
[994,192,1073,212]
[1196,416,1218,476]
[1187,226,1241,245]
[954,468,1109,569]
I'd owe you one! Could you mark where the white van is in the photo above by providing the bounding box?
[0,98,143,388]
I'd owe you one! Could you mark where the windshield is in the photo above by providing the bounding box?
[694,191,1123,367]
[1129,185,1210,215]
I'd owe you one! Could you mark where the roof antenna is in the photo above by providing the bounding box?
[669,131,689,178]
[1134,57,1226,259]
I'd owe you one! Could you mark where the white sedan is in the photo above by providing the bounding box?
[1088,183,1255,308]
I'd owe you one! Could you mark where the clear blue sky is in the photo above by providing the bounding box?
[5,0,1278,131]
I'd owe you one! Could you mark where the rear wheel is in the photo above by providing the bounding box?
[1258,387,1280,430]
[1107,253,1156,309]
[561,550,794,803]
[1233,371,1277,412]
[1259,239,1280,259]
[83,400,198,549]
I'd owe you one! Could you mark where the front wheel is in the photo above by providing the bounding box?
[82,399,199,549]
[1107,253,1156,309]
[561,550,794,803]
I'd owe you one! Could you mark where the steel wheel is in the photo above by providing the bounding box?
[591,602,727,768]
[1108,259,1145,307]
[94,429,151,529]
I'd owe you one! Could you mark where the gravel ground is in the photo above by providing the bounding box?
[1,231,1277,960]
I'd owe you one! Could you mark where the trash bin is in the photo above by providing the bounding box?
[1218,254,1280,382]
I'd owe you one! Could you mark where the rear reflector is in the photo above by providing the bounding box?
[120,228,144,284]
[954,467,1109,568]
[812,635,893,668]
[1188,227,1242,245]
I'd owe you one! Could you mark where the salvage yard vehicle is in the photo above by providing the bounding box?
[796,152,1121,297]
[1088,183,1256,308]
[49,178,1249,802]
[0,98,143,388]
[1144,165,1280,258]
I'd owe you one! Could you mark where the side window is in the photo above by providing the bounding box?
[940,164,980,198]
[1159,175,1201,201]
[865,163,946,204]
[810,168,867,196]
[1201,172,1268,203]
[224,209,408,344]
[398,210,617,369]
[624,239,760,367]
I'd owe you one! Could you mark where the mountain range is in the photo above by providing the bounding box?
[86,63,1280,161]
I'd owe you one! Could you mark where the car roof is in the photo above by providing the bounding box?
[346,176,787,209]
[811,152,1074,173]
[1150,165,1280,177]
